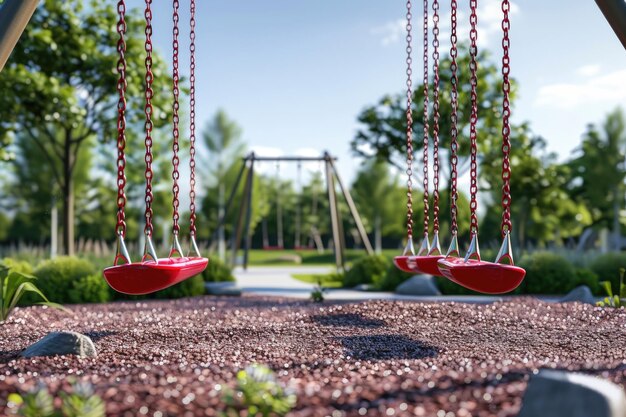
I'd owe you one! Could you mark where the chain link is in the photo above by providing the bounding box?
[143,0,154,237]
[422,0,430,237]
[449,0,459,236]
[115,0,128,237]
[500,0,512,236]
[189,0,197,237]
[468,0,479,236]
[431,0,440,234]
[405,0,414,241]
[171,0,181,234]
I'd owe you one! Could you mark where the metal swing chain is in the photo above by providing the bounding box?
[468,0,479,236]
[449,0,459,237]
[189,0,197,238]
[405,0,415,242]
[431,0,440,235]
[115,0,128,238]
[500,0,513,236]
[144,0,155,237]
[421,0,430,238]
[171,0,181,235]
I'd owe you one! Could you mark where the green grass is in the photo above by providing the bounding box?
[243,249,398,266]
[291,273,343,288]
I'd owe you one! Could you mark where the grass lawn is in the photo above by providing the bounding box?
[243,249,398,266]
[291,273,344,288]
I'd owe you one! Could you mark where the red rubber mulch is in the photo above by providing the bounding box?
[1,296,625,416]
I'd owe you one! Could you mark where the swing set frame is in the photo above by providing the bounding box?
[214,152,374,272]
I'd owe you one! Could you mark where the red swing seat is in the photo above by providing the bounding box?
[103,257,208,295]
[437,256,525,294]
[393,255,420,273]
[413,255,445,276]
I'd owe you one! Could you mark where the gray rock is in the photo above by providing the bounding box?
[352,284,376,292]
[518,370,626,417]
[395,275,441,296]
[205,281,242,296]
[560,285,595,305]
[21,331,97,358]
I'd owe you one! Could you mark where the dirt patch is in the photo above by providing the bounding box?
[1,296,625,416]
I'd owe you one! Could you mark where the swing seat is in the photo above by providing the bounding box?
[414,255,445,276]
[393,255,421,273]
[103,257,209,295]
[437,257,525,294]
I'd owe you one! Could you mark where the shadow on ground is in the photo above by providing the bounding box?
[337,334,438,360]
[312,313,386,328]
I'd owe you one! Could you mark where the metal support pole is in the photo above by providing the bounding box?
[325,153,344,271]
[242,158,255,271]
[0,0,39,72]
[329,159,375,255]
[595,0,626,50]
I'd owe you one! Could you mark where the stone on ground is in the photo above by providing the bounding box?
[21,331,97,358]
[205,281,242,296]
[395,275,441,296]
[559,285,595,305]
[518,369,626,417]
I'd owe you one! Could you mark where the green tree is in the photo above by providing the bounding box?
[0,0,172,254]
[567,108,626,248]
[351,159,406,252]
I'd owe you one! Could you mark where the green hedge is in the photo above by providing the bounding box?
[202,258,235,282]
[32,257,97,304]
[517,252,599,295]
[589,252,626,293]
[375,263,412,291]
[343,255,389,288]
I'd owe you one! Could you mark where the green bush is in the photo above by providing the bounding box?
[436,276,483,295]
[343,255,389,288]
[375,264,412,291]
[154,275,205,299]
[1,258,34,276]
[201,257,235,282]
[589,252,626,294]
[69,274,111,304]
[518,252,577,294]
[573,268,600,294]
[32,257,96,304]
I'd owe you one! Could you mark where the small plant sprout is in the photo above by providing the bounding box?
[597,267,626,308]
[0,263,66,323]
[9,380,105,417]
[310,277,326,303]
[221,364,296,417]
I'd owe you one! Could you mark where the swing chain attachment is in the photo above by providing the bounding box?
[142,0,157,264]
[402,0,415,257]
[445,0,460,258]
[428,0,442,258]
[114,0,130,265]
[171,0,181,237]
[496,0,514,266]
[421,0,430,239]
[468,0,479,237]
[188,0,201,258]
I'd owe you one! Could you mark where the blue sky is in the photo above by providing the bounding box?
[126,0,626,186]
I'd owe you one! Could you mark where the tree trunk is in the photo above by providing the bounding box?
[374,214,382,254]
[62,132,75,256]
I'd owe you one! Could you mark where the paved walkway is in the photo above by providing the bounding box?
[234,266,509,303]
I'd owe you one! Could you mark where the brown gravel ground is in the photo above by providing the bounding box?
[1,295,626,417]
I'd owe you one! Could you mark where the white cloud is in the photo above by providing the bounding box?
[576,64,601,77]
[534,69,626,109]
[371,0,519,49]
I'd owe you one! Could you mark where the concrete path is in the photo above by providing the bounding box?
[234,266,508,303]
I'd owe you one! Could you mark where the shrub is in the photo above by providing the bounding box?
[202,258,235,282]
[343,255,389,288]
[518,252,576,294]
[589,252,626,293]
[1,258,34,276]
[154,275,205,299]
[375,264,412,291]
[69,274,111,304]
[436,276,482,295]
[222,364,296,417]
[573,268,600,294]
[32,257,96,304]
[1,263,64,322]
[597,268,626,308]
[9,380,104,417]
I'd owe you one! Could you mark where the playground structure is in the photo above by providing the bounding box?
[212,152,374,272]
